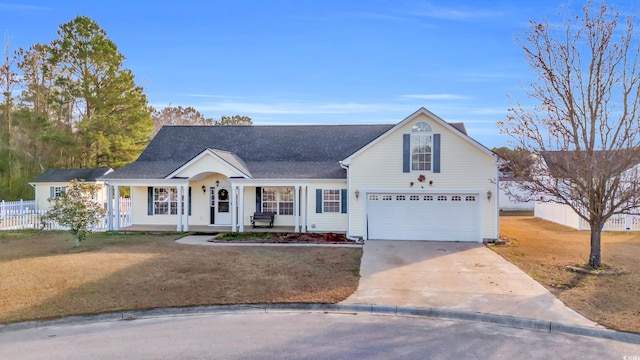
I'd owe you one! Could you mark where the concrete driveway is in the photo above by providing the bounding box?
[342,240,598,327]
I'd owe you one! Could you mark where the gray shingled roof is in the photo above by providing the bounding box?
[103,122,467,180]
[31,168,113,183]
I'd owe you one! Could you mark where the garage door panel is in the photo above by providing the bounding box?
[367,193,480,241]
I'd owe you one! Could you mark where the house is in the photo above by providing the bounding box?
[100,108,499,242]
[29,167,114,211]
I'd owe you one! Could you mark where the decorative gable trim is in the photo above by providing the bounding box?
[340,107,495,166]
[164,148,252,180]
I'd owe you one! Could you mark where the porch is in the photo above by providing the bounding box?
[118,225,296,233]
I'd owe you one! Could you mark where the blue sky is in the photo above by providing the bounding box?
[2,1,638,148]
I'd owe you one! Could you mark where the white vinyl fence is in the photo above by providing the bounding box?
[535,201,640,231]
[0,198,131,231]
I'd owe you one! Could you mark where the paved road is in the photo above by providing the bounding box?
[1,312,638,359]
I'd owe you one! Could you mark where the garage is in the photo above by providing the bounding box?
[366,192,481,241]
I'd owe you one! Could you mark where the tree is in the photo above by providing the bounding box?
[214,115,253,126]
[499,1,640,268]
[43,179,106,247]
[48,16,152,168]
[151,105,213,136]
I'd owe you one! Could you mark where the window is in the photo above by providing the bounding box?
[424,195,433,201]
[262,187,294,215]
[323,189,341,213]
[465,195,476,202]
[437,195,447,201]
[396,195,406,201]
[410,195,420,201]
[411,121,432,171]
[154,187,178,215]
[382,195,393,201]
[452,195,462,201]
[53,186,65,198]
[369,195,379,201]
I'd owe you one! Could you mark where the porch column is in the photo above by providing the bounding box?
[294,185,300,233]
[107,185,113,231]
[182,184,189,232]
[176,186,183,232]
[300,185,307,232]
[238,185,245,232]
[114,186,120,231]
[231,185,237,233]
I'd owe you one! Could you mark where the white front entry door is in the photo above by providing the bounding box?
[210,185,231,225]
[366,192,481,242]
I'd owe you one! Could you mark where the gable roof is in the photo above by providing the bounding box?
[540,150,640,176]
[102,108,486,181]
[30,168,113,183]
[341,107,493,165]
[103,125,395,180]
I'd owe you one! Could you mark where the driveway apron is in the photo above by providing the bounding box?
[342,240,598,327]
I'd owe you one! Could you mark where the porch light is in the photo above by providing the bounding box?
[201,185,206,193]
[487,190,492,201]
[355,189,360,199]
[215,180,220,187]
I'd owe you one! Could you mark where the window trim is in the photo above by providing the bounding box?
[322,189,341,213]
[411,122,433,172]
[152,187,186,215]
[262,187,294,216]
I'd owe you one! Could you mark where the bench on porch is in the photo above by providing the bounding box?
[251,212,276,228]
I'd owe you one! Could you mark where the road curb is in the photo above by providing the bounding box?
[1,303,639,344]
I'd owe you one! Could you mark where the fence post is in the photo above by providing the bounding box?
[1,200,4,220]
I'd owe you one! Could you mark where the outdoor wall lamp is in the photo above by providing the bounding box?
[487,190,492,201]
[355,189,360,199]
[201,185,206,193]
[215,180,220,187]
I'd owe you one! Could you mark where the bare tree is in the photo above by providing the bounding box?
[151,105,213,136]
[499,1,640,268]
[214,115,253,126]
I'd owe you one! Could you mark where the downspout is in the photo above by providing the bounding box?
[339,161,363,243]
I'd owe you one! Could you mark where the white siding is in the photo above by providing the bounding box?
[307,181,348,233]
[175,153,244,178]
[34,182,108,211]
[348,113,498,240]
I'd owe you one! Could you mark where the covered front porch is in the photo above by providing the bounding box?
[119,224,296,233]
[104,174,312,233]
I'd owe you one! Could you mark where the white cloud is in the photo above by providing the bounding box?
[406,3,504,21]
[0,3,47,11]
[192,101,409,115]
[402,93,471,100]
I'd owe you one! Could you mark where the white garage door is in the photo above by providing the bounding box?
[366,192,481,241]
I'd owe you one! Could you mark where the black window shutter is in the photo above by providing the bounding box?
[316,189,323,213]
[341,189,347,213]
[188,187,192,216]
[256,187,262,212]
[147,187,153,215]
[403,134,410,173]
[433,134,441,173]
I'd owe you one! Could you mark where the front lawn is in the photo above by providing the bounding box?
[0,231,362,324]
[494,216,640,334]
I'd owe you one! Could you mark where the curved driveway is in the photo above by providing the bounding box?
[342,240,598,327]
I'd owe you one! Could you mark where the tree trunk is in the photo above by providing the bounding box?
[74,234,80,248]
[589,224,603,268]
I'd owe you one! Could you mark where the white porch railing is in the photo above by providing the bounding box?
[0,198,132,231]
[534,201,640,231]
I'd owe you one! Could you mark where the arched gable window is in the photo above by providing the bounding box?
[411,121,432,171]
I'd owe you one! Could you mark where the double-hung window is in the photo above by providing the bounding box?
[262,187,294,215]
[323,189,341,213]
[153,187,186,215]
[411,121,432,171]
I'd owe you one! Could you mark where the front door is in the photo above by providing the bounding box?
[209,186,231,225]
